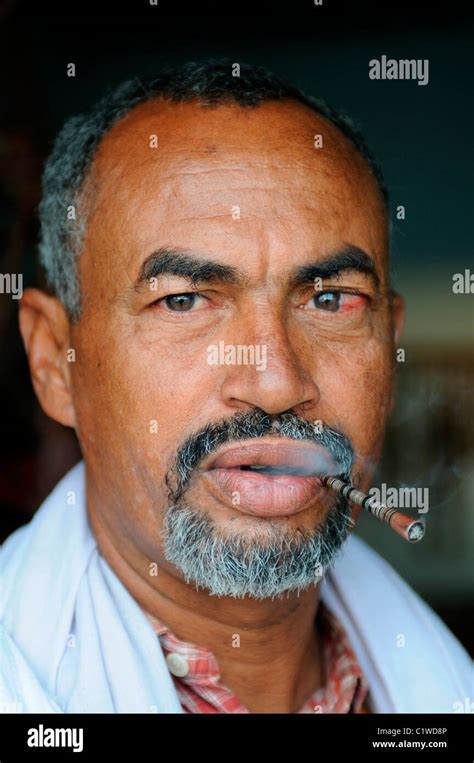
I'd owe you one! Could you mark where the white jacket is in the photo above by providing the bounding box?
[1,461,471,713]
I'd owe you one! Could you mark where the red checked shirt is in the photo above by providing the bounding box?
[144,601,370,713]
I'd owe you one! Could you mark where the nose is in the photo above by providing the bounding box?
[218,308,320,416]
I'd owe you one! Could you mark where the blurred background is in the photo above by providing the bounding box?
[0,2,473,653]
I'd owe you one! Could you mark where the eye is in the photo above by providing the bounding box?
[157,293,207,312]
[305,290,367,313]
[313,291,342,312]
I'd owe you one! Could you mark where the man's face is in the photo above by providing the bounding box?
[66,98,398,589]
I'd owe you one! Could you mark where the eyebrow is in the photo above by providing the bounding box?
[136,248,245,289]
[135,243,379,291]
[290,245,380,287]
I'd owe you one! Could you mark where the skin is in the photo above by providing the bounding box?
[20,98,404,713]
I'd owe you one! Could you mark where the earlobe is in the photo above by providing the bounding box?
[19,288,77,429]
[391,291,405,346]
[388,291,405,415]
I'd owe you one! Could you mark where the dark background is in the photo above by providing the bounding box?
[1,1,473,653]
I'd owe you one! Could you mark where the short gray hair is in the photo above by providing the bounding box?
[38,58,387,321]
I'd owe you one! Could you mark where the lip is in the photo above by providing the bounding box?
[199,439,335,518]
[202,440,335,473]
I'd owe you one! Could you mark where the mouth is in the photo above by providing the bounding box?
[199,440,336,518]
[238,464,317,475]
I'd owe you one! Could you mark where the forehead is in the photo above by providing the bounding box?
[82,98,388,276]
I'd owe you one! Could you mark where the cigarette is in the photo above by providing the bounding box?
[320,475,426,543]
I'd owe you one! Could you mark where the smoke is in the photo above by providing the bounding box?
[166,408,354,503]
[161,409,355,599]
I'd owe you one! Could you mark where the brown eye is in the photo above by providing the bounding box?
[314,291,342,312]
[164,293,197,311]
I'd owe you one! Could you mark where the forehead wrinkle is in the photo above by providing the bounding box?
[92,124,371,196]
[87,96,385,216]
[83,106,387,284]
[90,129,382,226]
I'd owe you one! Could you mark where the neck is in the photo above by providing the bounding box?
[87,494,325,713]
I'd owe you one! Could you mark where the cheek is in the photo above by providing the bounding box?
[70,324,220,468]
[318,338,394,469]
[353,357,393,463]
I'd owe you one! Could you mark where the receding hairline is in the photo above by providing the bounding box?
[84,95,386,211]
[38,59,389,321]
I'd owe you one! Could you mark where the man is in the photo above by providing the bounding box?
[1,60,471,714]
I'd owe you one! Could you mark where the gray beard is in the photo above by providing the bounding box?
[162,496,353,600]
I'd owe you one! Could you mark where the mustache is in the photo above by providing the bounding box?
[166,409,354,503]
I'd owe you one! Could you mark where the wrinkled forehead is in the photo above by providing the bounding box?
[81,98,389,277]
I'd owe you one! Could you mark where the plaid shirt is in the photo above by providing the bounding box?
[144,601,370,713]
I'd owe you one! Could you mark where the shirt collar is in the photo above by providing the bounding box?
[143,601,370,712]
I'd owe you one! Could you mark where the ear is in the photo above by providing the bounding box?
[391,291,405,347]
[389,291,405,414]
[19,288,77,428]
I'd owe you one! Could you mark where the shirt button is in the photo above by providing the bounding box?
[165,652,189,678]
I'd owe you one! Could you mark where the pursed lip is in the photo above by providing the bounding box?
[201,439,336,475]
[198,439,336,517]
